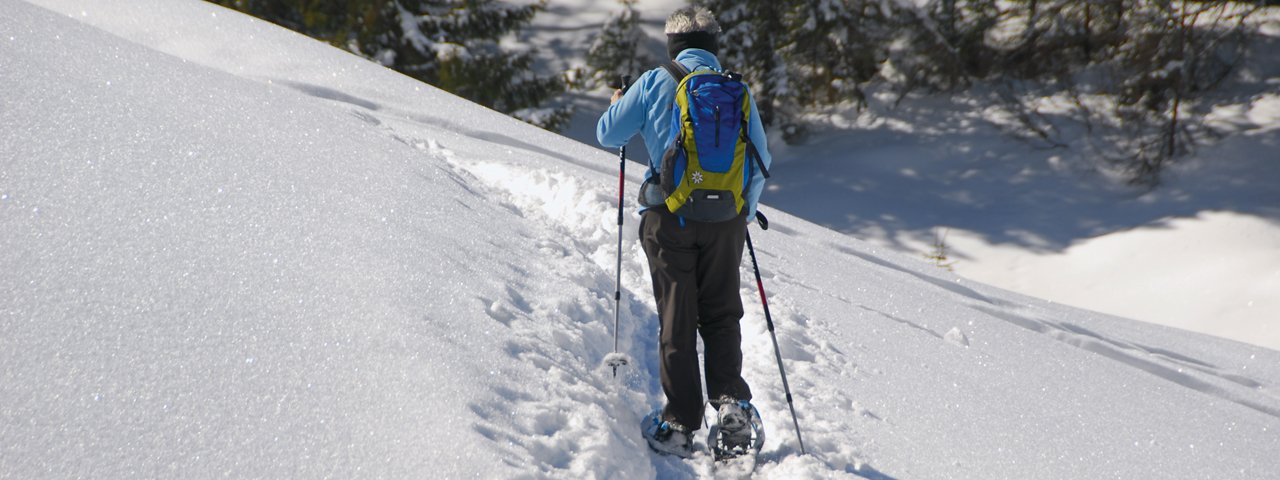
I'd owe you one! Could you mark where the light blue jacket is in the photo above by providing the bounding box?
[596,49,771,222]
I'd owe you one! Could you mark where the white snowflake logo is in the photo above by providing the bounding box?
[691,171,704,184]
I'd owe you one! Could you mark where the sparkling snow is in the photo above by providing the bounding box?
[4,1,1280,478]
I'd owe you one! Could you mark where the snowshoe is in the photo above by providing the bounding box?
[641,408,695,458]
[708,398,764,462]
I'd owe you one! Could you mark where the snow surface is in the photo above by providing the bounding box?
[947,211,1280,349]
[751,84,1280,352]
[4,1,1280,478]
[545,1,1280,352]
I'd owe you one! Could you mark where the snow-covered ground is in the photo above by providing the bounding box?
[544,1,1280,352]
[4,1,1280,478]
[754,85,1280,352]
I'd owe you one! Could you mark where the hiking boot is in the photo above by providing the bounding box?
[641,409,694,458]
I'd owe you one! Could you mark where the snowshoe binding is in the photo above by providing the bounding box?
[641,408,695,458]
[708,397,764,462]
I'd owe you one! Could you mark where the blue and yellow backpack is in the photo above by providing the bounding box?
[656,61,770,223]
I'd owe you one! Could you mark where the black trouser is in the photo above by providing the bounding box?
[640,209,752,430]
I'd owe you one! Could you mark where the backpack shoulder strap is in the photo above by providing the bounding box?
[661,60,691,83]
[739,108,771,179]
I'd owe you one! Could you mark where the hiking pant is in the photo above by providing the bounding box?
[640,208,752,430]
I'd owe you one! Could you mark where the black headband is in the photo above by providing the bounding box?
[667,31,719,59]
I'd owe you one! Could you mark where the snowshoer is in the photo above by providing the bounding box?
[596,6,771,459]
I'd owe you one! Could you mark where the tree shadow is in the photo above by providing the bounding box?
[555,24,1280,255]
[758,86,1280,253]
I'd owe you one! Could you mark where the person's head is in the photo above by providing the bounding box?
[665,7,721,59]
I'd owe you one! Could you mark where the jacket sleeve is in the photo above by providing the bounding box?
[743,94,771,223]
[596,74,649,149]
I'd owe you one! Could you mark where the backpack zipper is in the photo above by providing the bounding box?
[714,106,721,147]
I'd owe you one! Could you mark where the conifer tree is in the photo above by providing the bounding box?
[892,0,1000,91]
[780,0,892,109]
[211,0,571,130]
[693,0,794,137]
[586,0,655,89]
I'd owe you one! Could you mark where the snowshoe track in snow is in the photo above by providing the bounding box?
[408,132,879,476]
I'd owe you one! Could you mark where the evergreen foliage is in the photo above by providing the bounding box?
[674,0,1262,184]
[586,0,654,89]
[972,0,1261,185]
[896,0,1001,91]
[692,0,794,137]
[778,0,888,109]
[211,0,571,130]
[220,0,1267,184]
[690,0,898,141]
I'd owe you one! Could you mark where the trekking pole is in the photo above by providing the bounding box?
[745,212,806,455]
[605,75,633,378]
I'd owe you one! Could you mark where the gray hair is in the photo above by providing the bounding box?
[664,7,721,35]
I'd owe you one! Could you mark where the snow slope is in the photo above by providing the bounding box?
[756,86,1280,351]
[947,211,1280,349]
[4,1,1280,478]
[544,2,1280,352]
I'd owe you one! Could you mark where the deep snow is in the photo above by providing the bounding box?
[4,1,1280,478]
